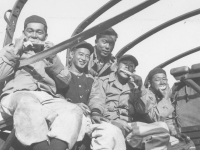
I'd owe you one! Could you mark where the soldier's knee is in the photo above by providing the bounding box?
[102,122,124,135]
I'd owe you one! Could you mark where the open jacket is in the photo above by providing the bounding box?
[0,44,71,98]
[59,70,103,106]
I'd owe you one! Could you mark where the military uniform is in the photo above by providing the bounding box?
[88,48,117,77]
[0,44,83,149]
[89,72,171,150]
[60,71,94,104]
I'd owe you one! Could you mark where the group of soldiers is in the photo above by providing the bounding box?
[0,15,196,150]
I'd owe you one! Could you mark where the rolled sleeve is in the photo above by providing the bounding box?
[0,44,20,82]
[89,79,106,115]
[45,56,64,75]
[1,44,20,67]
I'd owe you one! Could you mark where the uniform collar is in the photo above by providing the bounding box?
[69,68,84,76]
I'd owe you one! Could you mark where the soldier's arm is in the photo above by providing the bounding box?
[0,44,20,82]
[45,55,71,88]
[134,88,174,122]
[88,78,106,115]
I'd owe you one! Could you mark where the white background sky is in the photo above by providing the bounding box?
[0,0,200,86]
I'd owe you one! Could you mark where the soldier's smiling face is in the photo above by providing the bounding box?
[150,73,168,92]
[71,47,91,70]
[24,23,47,43]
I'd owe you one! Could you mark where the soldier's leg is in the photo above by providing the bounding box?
[44,99,83,150]
[89,122,126,150]
[0,91,49,146]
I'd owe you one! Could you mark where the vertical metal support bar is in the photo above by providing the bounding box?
[1,129,15,150]
[183,79,200,95]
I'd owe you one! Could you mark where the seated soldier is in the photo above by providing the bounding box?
[59,41,126,150]
[89,55,171,150]
[0,15,84,150]
[138,68,196,150]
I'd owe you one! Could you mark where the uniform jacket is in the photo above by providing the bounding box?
[88,48,117,77]
[137,88,177,135]
[89,72,145,122]
[0,44,71,97]
[60,70,103,105]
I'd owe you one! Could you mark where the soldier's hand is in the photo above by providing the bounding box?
[13,34,27,55]
[77,103,91,116]
[174,132,190,144]
[44,41,54,50]
[111,120,132,136]
[91,112,109,124]
[44,41,56,62]
[159,84,172,99]
[131,74,143,90]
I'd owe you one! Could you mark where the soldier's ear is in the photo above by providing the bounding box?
[70,50,74,59]
[147,81,151,88]
[44,34,48,41]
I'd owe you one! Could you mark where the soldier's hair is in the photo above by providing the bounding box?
[96,28,118,40]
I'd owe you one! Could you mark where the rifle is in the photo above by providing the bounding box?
[19,0,160,67]
[115,8,200,59]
